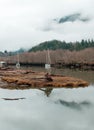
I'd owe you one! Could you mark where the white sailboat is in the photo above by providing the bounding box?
[45,49,51,72]
[16,52,20,69]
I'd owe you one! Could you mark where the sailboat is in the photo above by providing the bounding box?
[45,49,51,72]
[16,52,20,69]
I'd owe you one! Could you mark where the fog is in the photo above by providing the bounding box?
[0,0,94,51]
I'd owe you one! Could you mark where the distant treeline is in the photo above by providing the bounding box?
[1,48,94,65]
[29,39,94,52]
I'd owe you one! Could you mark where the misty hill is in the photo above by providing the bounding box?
[8,48,25,56]
[0,51,5,57]
[29,39,94,52]
[0,48,26,57]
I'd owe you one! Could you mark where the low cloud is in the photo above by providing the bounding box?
[56,13,90,23]
[0,0,94,51]
[39,13,91,33]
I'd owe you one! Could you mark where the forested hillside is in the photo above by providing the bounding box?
[0,39,94,69]
[29,39,94,52]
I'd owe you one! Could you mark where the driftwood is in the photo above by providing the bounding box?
[0,69,89,90]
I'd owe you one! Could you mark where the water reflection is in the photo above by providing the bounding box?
[39,87,53,97]
[0,85,94,130]
[55,100,92,110]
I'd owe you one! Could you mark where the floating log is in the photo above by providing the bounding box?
[0,69,89,89]
[2,97,25,100]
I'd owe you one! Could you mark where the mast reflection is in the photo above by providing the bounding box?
[39,87,53,97]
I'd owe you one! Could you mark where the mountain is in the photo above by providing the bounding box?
[0,48,26,57]
[28,39,94,52]
[8,48,26,56]
[28,40,66,52]
[0,51,5,57]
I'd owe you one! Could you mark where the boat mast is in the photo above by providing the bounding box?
[45,49,51,73]
[16,52,20,69]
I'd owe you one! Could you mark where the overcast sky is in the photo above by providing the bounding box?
[0,0,94,51]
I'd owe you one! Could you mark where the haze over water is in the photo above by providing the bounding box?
[0,68,94,130]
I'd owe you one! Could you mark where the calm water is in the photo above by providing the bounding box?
[0,67,94,130]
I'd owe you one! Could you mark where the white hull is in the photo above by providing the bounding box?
[45,64,51,69]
